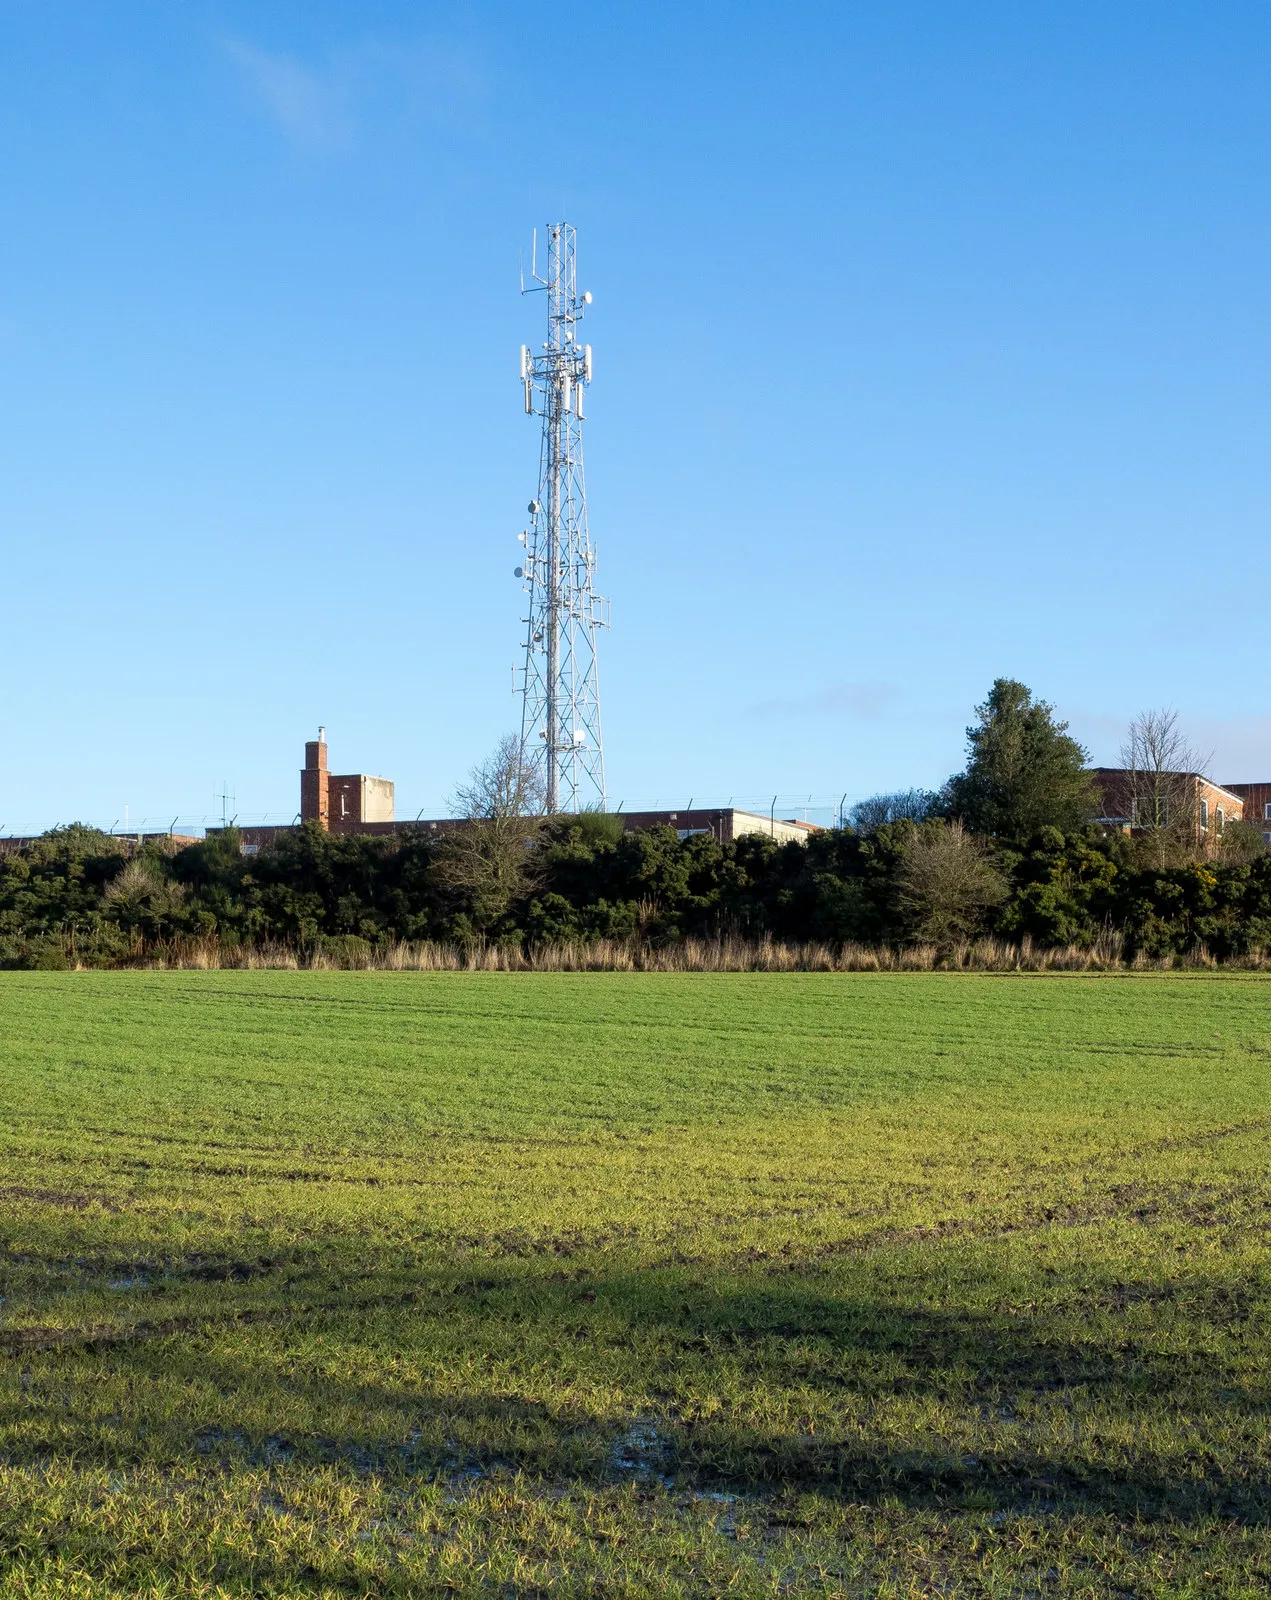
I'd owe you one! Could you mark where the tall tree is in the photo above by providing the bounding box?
[1119,707,1212,867]
[941,679,1098,840]
[431,736,547,934]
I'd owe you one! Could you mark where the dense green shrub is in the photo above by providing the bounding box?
[2,813,1267,962]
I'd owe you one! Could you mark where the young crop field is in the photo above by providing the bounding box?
[0,971,1268,1598]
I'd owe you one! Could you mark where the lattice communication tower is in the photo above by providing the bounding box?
[514,223,608,813]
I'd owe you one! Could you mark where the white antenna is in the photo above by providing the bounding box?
[515,223,608,813]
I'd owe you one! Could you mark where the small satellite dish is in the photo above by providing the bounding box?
[528,500,540,515]
[583,291,593,304]
[514,567,523,578]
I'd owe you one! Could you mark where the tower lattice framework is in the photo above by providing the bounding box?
[515,223,607,813]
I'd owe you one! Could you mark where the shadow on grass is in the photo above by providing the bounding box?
[4,1258,1267,1525]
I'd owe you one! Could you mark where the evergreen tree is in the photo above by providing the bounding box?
[940,679,1098,840]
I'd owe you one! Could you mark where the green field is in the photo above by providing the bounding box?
[0,971,1268,1598]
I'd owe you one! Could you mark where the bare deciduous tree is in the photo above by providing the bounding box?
[431,736,547,933]
[1119,708,1213,866]
[452,734,547,822]
[894,821,1008,945]
[848,790,934,834]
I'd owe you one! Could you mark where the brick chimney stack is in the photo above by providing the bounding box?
[300,728,329,830]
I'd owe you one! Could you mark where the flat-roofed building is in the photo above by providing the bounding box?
[218,738,822,854]
[614,808,819,846]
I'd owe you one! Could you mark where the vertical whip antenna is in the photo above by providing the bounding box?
[514,223,608,813]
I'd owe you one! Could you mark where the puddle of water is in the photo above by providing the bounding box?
[610,1420,674,1486]
[357,1518,416,1543]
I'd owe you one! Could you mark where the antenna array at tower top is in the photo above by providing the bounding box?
[514,224,608,814]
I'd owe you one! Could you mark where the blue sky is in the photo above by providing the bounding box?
[1,2,1269,831]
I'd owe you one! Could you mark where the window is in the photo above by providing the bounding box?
[1265,802,1271,821]
[1264,832,1271,846]
[1216,807,1224,835]
[1199,798,1209,830]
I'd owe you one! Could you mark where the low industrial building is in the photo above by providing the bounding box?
[614,808,819,846]
[33,740,1271,859]
[219,736,823,854]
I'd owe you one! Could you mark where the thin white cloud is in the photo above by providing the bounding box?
[752,682,901,721]
[221,35,488,152]
[223,40,353,151]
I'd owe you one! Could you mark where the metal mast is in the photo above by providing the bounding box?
[515,223,608,813]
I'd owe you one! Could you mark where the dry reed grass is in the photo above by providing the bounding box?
[124,931,1271,974]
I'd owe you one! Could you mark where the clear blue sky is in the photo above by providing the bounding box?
[2,2,1269,832]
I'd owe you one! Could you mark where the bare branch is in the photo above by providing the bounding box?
[450,734,546,821]
[434,737,548,932]
[848,790,934,834]
[894,821,1008,944]
[1118,708,1215,865]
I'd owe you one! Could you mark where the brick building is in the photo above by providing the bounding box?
[300,730,394,832]
[225,732,398,855]
[218,737,824,854]
[1090,767,1246,844]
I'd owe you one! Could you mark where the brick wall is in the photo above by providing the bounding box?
[302,740,393,834]
[300,739,329,828]
[1224,782,1271,842]
[1090,768,1244,843]
[328,775,361,829]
